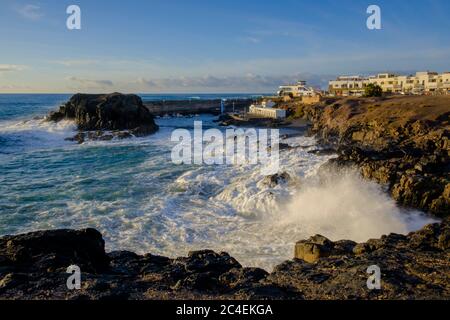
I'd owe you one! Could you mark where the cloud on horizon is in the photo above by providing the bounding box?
[135,73,334,91]
[0,64,26,72]
[0,84,32,90]
[67,76,114,88]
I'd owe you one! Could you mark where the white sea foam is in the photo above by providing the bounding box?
[0,118,76,151]
[0,117,76,134]
[277,168,437,242]
[163,141,437,270]
[81,133,435,271]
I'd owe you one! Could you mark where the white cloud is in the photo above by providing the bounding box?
[67,76,114,88]
[137,77,157,87]
[0,64,26,72]
[0,84,32,90]
[239,36,261,44]
[16,4,44,21]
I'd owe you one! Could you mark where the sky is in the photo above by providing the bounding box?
[0,0,449,93]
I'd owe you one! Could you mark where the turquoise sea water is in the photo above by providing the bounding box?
[0,94,436,270]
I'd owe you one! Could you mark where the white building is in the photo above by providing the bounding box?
[248,100,286,119]
[278,81,317,97]
[329,71,450,96]
[328,76,368,96]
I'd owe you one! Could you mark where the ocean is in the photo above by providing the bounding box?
[0,94,436,271]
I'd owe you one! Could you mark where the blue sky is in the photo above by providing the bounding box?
[0,0,449,93]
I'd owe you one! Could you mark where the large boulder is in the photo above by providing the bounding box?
[48,93,158,136]
[0,228,109,273]
[294,235,335,263]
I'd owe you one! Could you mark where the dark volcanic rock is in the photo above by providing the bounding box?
[48,93,159,141]
[295,235,338,263]
[302,96,450,217]
[267,218,450,300]
[174,250,242,276]
[219,267,269,290]
[0,229,108,273]
[0,221,448,300]
[263,172,291,187]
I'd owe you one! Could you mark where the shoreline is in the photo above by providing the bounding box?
[1,218,448,300]
[302,95,449,217]
[0,94,448,300]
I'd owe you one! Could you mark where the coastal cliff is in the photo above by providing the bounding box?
[303,95,449,217]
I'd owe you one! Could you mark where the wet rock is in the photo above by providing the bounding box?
[278,143,293,151]
[263,172,291,187]
[48,93,158,139]
[65,132,86,144]
[116,131,133,139]
[65,130,139,144]
[308,148,336,156]
[266,143,294,152]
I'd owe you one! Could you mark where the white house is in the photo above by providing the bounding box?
[277,81,316,97]
[248,100,286,119]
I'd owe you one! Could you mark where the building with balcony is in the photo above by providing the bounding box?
[277,81,317,97]
[329,71,450,96]
[327,76,368,96]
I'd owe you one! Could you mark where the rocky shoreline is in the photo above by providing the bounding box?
[1,94,449,300]
[302,95,449,217]
[0,219,448,300]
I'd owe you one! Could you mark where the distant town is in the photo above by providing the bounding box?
[328,71,450,96]
[275,71,450,98]
[245,71,450,120]
[141,71,450,121]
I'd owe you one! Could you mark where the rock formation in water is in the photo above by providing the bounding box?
[48,93,159,143]
[0,219,448,300]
